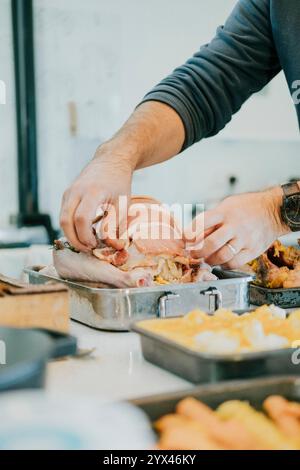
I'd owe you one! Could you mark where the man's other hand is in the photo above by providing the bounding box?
[185,188,290,269]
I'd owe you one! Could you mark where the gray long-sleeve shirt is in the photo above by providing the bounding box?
[141,0,300,150]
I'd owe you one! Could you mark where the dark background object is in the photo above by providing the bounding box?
[0,242,30,249]
[11,0,58,244]
[132,377,300,422]
[250,283,300,309]
[0,327,77,392]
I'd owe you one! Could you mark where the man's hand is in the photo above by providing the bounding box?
[59,102,185,252]
[185,187,290,269]
[60,147,133,252]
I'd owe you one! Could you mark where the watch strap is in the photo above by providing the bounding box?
[281,182,300,232]
[282,182,300,197]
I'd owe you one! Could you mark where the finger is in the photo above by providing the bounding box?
[187,227,217,258]
[184,210,224,245]
[222,249,253,270]
[74,196,106,249]
[206,238,243,266]
[100,195,130,250]
[189,224,234,259]
[117,194,131,240]
[60,192,89,252]
[101,201,125,250]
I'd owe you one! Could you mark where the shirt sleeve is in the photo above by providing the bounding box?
[140,0,281,150]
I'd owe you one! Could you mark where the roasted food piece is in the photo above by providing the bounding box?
[217,400,299,450]
[283,265,300,288]
[254,253,290,288]
[268,240,300,269]
[263,396,300,439]
[156,396,300,450]
[175,397,263,450]
[251,240,300,289]
[156,414,226,450]
[52,196,217,288]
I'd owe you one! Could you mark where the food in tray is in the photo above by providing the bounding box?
[155,395,300,450]
[137,305,300,354]
[47,196,217,288]
[250,240,300,288]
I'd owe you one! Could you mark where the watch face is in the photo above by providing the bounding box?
[285,195,300,226]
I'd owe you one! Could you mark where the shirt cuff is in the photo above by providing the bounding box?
[139,85,204,151]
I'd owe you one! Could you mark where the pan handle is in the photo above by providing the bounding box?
[158,293,181,318]
[200,287,223,312]
[33,329,77,359]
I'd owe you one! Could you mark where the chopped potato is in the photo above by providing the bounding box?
[138,305,300,355]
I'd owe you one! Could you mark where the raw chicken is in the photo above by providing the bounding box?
[53,196,217,288]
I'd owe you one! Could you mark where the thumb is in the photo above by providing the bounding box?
[98,194,131,250]
[184,210,223,248]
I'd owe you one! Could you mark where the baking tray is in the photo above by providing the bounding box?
[132,314,300,383]
[25,266,252,331]
[250,283,300,309]
[131,376,300,421]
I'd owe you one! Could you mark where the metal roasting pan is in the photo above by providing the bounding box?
[250,283,300,309]
[131,311,300,384]
[131,376,300,422]
[25,266,253,331]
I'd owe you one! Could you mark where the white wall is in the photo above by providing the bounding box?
[0,0,299,229]
[0,0,18,227]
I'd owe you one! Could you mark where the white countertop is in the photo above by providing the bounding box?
[46,321,191,401]
[4,242,297,403]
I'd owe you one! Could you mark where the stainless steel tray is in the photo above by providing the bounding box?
[25,266,252,331]
[132,314,300,383]
[250,283,300,309]
[131,376,300,421]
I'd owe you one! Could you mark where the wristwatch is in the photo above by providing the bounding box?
[281,182,300,232]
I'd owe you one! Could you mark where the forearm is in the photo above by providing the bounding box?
[93,101,185,171]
